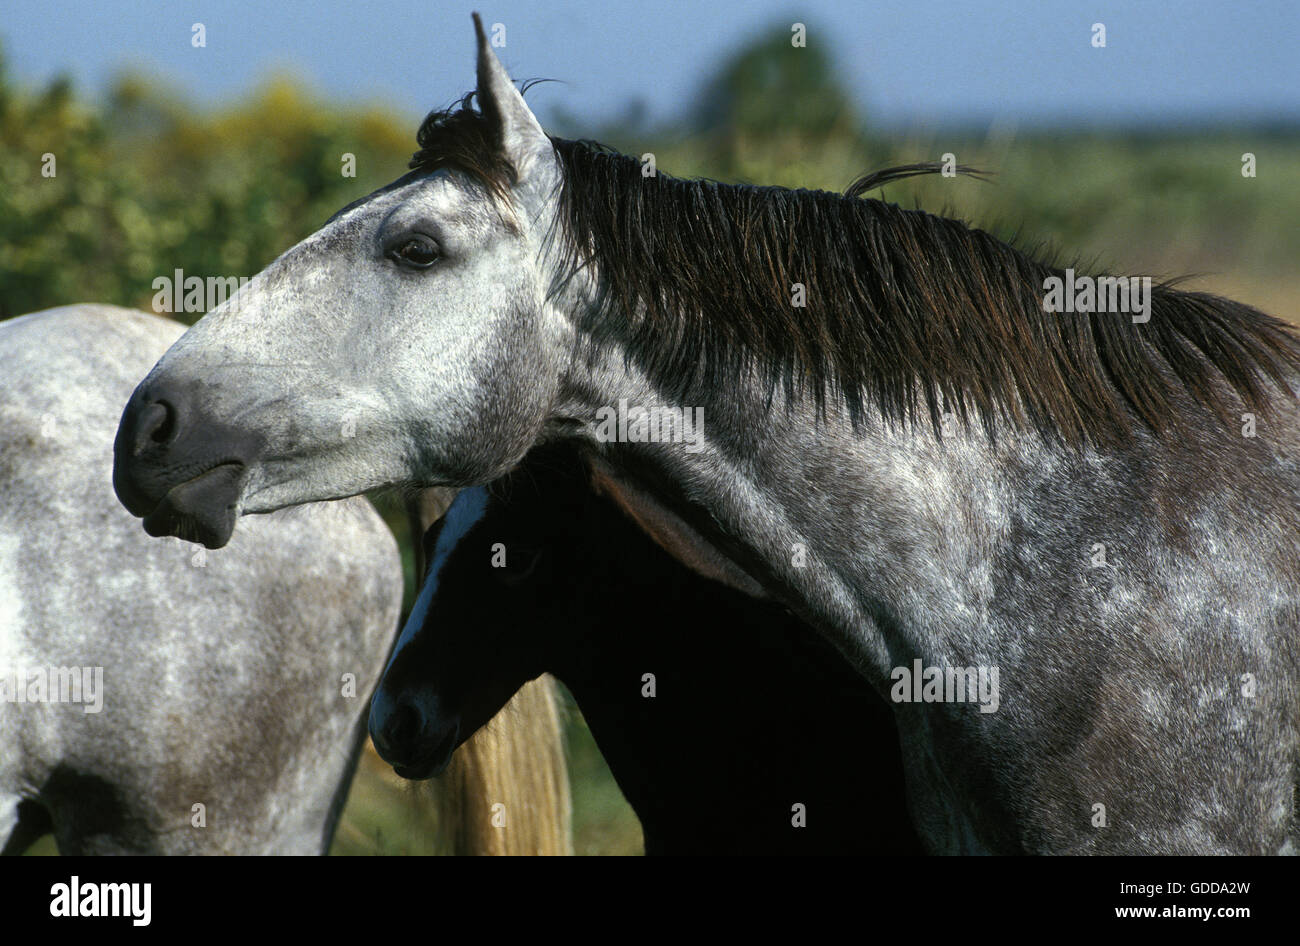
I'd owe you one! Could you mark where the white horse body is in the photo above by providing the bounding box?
[0,305,403,854]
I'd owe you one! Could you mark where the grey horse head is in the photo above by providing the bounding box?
[114,15,573,548]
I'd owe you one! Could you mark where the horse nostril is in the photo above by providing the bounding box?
[134,400,178,452]
[387,701,422,752]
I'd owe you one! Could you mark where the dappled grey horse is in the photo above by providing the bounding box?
[1,305,403,854]
[113,17,1300,853]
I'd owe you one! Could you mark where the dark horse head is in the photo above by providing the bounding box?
[369,445,921,854]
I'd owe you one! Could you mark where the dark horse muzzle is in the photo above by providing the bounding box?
[369,684,461,781]
[113,379,263,549]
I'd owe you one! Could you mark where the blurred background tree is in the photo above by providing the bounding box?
[694,25,854,137]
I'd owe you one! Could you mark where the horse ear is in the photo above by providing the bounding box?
[472,12,552,185]
[584,453,769,600]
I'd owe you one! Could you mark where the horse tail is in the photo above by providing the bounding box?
[434,676,573,855]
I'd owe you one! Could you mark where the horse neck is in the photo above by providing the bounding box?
[555,334,1008,689]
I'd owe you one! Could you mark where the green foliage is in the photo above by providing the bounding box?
[0,55,413,321]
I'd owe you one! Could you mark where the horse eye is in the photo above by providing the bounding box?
[498,547,545,584]
[388,236,440,268]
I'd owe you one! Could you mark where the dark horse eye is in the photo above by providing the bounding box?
[498,546,545,585]
[388,236,440,268]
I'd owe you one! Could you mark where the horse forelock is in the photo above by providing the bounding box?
[409,90,524,203]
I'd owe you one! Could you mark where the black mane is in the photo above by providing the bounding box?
[412,96,1300,445]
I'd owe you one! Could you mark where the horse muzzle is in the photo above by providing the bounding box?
[113,379,262,549]
[370,689,461,781]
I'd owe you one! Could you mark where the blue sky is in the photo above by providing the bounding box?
[4,0,1296,130]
